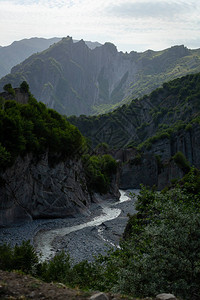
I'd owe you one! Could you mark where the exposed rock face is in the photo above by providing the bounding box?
[1,38,199,116]
[119,154,158,189]
[156,294,177,300]
[0,153,100,227]
[0,37,101,79]
[0,38,61,79]
[90,292,109,300]
[0,88,29,104]
[117,124,200,189]
[0,151,120,227]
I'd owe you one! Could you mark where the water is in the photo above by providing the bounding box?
[35,189,139,261]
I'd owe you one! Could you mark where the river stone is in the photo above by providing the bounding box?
[90,292,109,300]
[156,293,177,300]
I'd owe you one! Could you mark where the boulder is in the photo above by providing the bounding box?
[156,293,177,300]
[90,292,109,300]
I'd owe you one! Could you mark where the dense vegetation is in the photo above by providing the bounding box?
[0,86,118,194]
[69,72,200,149]
[0,93,84,170]
[1,167,200,299]
[82,154,117,193]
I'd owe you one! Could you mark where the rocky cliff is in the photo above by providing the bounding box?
[0,153,90,226]
[69,72,200,149]
[117,123,200,190]
[0,90,119,227]
[1,37,200,116]
[0,37,61,79]
[72,73,200,190]
[0,37,101,79]
[0,88,29,104]
[0,152,119,227]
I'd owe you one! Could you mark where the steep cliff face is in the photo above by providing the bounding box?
[0,38,61,79]
[0,151,120,227]
[0,153,92,226]
[118,124,200,190]
[0,37,101,79]
[0,88,29,104]
[70,72,200,149]
[1,38,200,116]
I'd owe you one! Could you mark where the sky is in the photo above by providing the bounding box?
[0,0,200,53]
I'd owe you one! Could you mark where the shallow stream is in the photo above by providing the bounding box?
[35,189,140,262]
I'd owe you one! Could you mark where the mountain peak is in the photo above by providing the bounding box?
[103,42,118,53]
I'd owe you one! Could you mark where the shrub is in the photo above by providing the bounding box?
[39,251,72,283]
[82,154,117,194]
[173,151,190,173]
[20,81,29,93]
[116,187,200,299]
[130,153,142,165]
[0,143,11,169]
[3,83,15,97]
[0,241,38,273]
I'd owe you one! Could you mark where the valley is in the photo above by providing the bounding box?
[0,36,200,300]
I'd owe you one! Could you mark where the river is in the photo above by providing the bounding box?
[35,189,139,263]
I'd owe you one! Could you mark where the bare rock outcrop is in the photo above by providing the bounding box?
[117,124,200,190]
[156,293,177,300]
[0,152,107,227]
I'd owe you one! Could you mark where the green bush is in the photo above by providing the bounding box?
[130,153,142,165]
[173,151,190,173]
[0,143,11,169]
[117,198,200,299]
[181,166,200,196]
[82,154,117,194]
[3,83,15,97]
[20,81,29,93]
[39,251,72,283]
[0,241,38,273]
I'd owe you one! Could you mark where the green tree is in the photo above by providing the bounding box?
[3,83,15,97]
[20,81,29,93]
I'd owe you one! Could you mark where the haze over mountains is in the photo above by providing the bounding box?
[0,38,61,78]
[0,37,101,79]
[1,36,200,116]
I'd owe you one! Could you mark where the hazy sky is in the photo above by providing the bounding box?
[1,0,200,52]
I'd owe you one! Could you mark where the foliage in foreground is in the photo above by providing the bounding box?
[1,168,200,299]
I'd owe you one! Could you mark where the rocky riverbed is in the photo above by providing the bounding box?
[0,190,139,263]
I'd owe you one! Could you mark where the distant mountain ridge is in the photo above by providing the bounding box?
[1,36,200,116]
[0,37,101,78]
[68,72,200,149]
[0,37,61,78]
